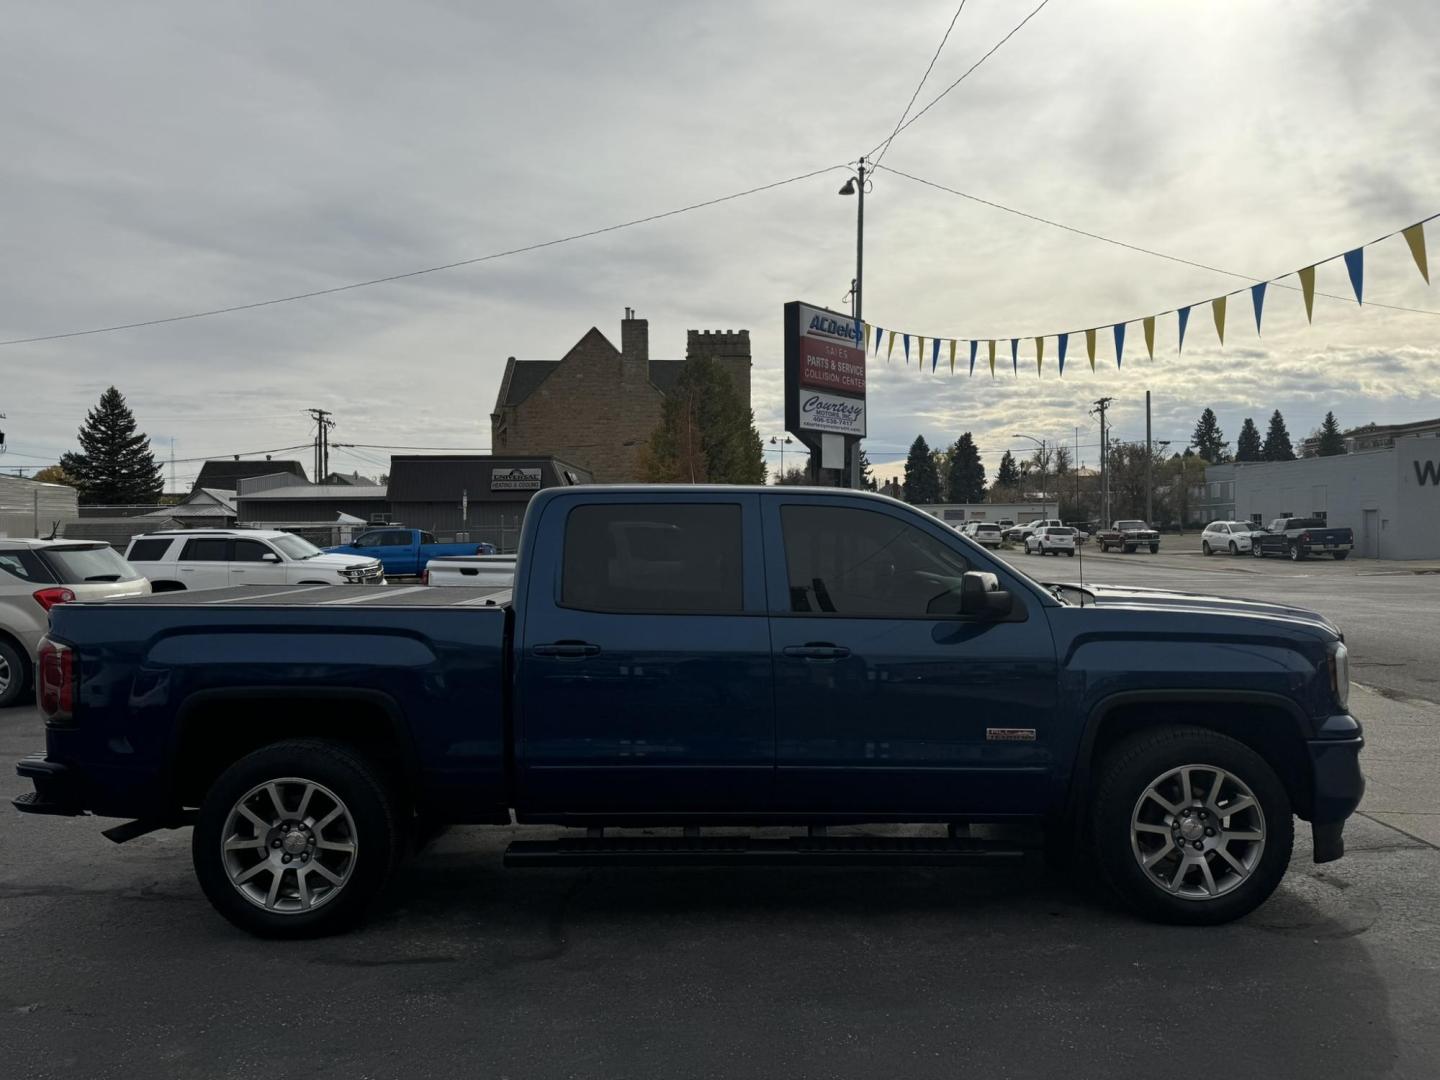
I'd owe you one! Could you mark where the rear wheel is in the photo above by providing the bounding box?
[193,739,403,938]
[1251,544,1263,558]
[1066,550,1075,557]
[1289,544,1304,562]
[0,639,27,709]
[1090,726,1293,924]
[1202,541,1212,556]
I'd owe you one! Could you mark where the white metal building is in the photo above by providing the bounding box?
[1206,436,1440,559]
[915,501,1059,527]
[0,475,79,539]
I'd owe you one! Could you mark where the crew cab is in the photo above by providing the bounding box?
[1251,518,1354,561]
[16,487,1363,938]
[324,528,495,578]
[124,529,384,591]
[1095,520,1161,553]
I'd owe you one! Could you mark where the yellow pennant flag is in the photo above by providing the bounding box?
[1403,224,1430,284]
[1143,316,1156,359]
[1034,336,1044,376]
[887,330,896,360]
[917,337,925,372]
[1298,266,1316,323]
[949,338,956,373]
[1212,295,1227,345]
[862,322,871,350]
[1085,328,1096,371]
[988,339,996,377]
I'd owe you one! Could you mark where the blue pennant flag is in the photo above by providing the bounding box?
[931,337,940,372]
[1057,333,1068,376]
[874,324,883,356]
[1177,306,1191,353]
[1251,281,1267,334]
[1010,338,1019,375]
[1113,323,1126,368]
[853,319,862,346]
[968,339,977,376]
[1344,248,1364,304]
[903,333,910,363]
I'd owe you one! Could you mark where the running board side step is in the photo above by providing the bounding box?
[504,835,1029,868]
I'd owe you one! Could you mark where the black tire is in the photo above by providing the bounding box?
[1289,544,1304,562]
[1090,725,1293,925]
[1201,541,1212,556]
[0,638,28,709]
[1066,550,1075,557]
[193,739,404,939]
[1333,552,1349,561]
[150,581,187,593]
[1228,542,1238,555]
[1149,544,1159,554]
[1251,544,1263,558]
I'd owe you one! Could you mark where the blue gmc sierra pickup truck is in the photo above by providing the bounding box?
[14,486,1364,938]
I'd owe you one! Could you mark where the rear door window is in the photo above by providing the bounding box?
[562,503,742,613]
[39,545,141,583]
[126,538,174,562]
[180,538,230,562]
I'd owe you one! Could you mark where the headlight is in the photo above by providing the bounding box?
[1328,642,1350,710]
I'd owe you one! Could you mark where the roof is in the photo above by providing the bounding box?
[144,487,238,518]
[0,537,112,549]
[387,455,591,502]
[195,459,307,489]
[235,484,388,501]
[497,359,685,408]
[128,527,293,539]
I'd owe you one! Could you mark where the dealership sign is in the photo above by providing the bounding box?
[491,467,542,491]
[784,301,868,444]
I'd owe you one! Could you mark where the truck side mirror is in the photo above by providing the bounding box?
[262,552,281,563]
[954,571,1013,619]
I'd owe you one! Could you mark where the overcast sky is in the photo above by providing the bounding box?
[3,0,1438,488]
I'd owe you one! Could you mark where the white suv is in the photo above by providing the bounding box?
[0,539,151,707]
[123,530,384,592]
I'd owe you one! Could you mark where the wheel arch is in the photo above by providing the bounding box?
[1066,690,1316,826]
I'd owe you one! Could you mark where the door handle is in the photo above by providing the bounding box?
[783,643,851,661]
[532,641,601,659]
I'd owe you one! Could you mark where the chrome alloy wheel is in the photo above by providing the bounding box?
[1130,764,1266,900]
[221,778,358,914]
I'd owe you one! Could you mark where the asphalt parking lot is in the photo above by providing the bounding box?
[3,558,1439,1079]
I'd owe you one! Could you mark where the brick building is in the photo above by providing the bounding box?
[489,310,751,482]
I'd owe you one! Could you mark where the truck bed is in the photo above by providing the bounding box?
[103,584,513,608]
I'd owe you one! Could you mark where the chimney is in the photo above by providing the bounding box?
[621,307,648,363]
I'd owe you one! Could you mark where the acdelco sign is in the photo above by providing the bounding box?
[806,311,860,344]
[783,300,868,452]
[796,302,866,395]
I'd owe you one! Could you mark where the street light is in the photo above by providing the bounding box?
[1012,433,1049,515]
[768,434,795,483]
[835,158,869,489]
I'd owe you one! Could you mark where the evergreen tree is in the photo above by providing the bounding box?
[1316,411,1346,456]
[994,450,1021,490]
[1261,409,1296,461]
[1189,408,1229,463]
[945,433,986,503]
[639,358,765,484]
[60,387,163,505]
[858,447,876,490]
[1235,418,1262,462]
[901,435,941,504]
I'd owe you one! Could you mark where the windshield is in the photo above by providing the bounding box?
[1115,520,1148,530]
[1290,518,1327,529]
[270,535,323,560]
[38,544,141,583]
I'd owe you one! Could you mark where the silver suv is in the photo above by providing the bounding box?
[0,539,151,707]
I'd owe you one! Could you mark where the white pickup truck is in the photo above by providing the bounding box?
[423,553,518,587]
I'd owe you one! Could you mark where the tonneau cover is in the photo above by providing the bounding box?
[87,584,512,608]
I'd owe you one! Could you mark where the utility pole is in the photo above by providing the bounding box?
[308,408,334,483]
[1144,391,1153,524]
[836,157,866,490]
[1091,397,1113,525]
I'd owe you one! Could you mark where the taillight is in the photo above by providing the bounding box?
[1300,532,1311,544]
[33,587,76,612]
[37,638,75,721]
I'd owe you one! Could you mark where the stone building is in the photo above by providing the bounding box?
[489,310,751,482]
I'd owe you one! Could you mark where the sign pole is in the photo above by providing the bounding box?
[844,158,866,489]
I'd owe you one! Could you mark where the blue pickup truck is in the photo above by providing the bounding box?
[14,486,1363,938]
[323,527,495,577]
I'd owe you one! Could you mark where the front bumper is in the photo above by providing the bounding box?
[1306,722,1365,862]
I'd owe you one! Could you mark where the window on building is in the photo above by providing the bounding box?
[780,505,972,617]
[1311,511,1327,522]
[180,538,230,561]
[1250,514,1264,525]
[125,538,174,562]
[561,503,743,613]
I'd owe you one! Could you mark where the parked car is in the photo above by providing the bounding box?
[423,553,518,587]
[959,522,1004,548]
[1024,526,1077,557]
[1095,520,1161,553]
[325,528,495,578]
[124,529,384,591]
[1251,518,1355,561]
[1201,520,1263,556]
[0,539,150,707]
[16,486,1363,937]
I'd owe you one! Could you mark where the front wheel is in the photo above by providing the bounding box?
[1228,542,1238,555]
[1124,545,1137,554]
[193,739,404,938]
[1202,541,1212,556]
[1149,544,1159,554]
[1289,544,1304,562]
[1065,550,1075,557]
[1090,726,1293,924]
[1251,544,1263,558]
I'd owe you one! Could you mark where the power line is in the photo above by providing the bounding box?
[0,165,849,348]
[871,1,968,172]
[877,164,1440,322]
[868,0,1055,158]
